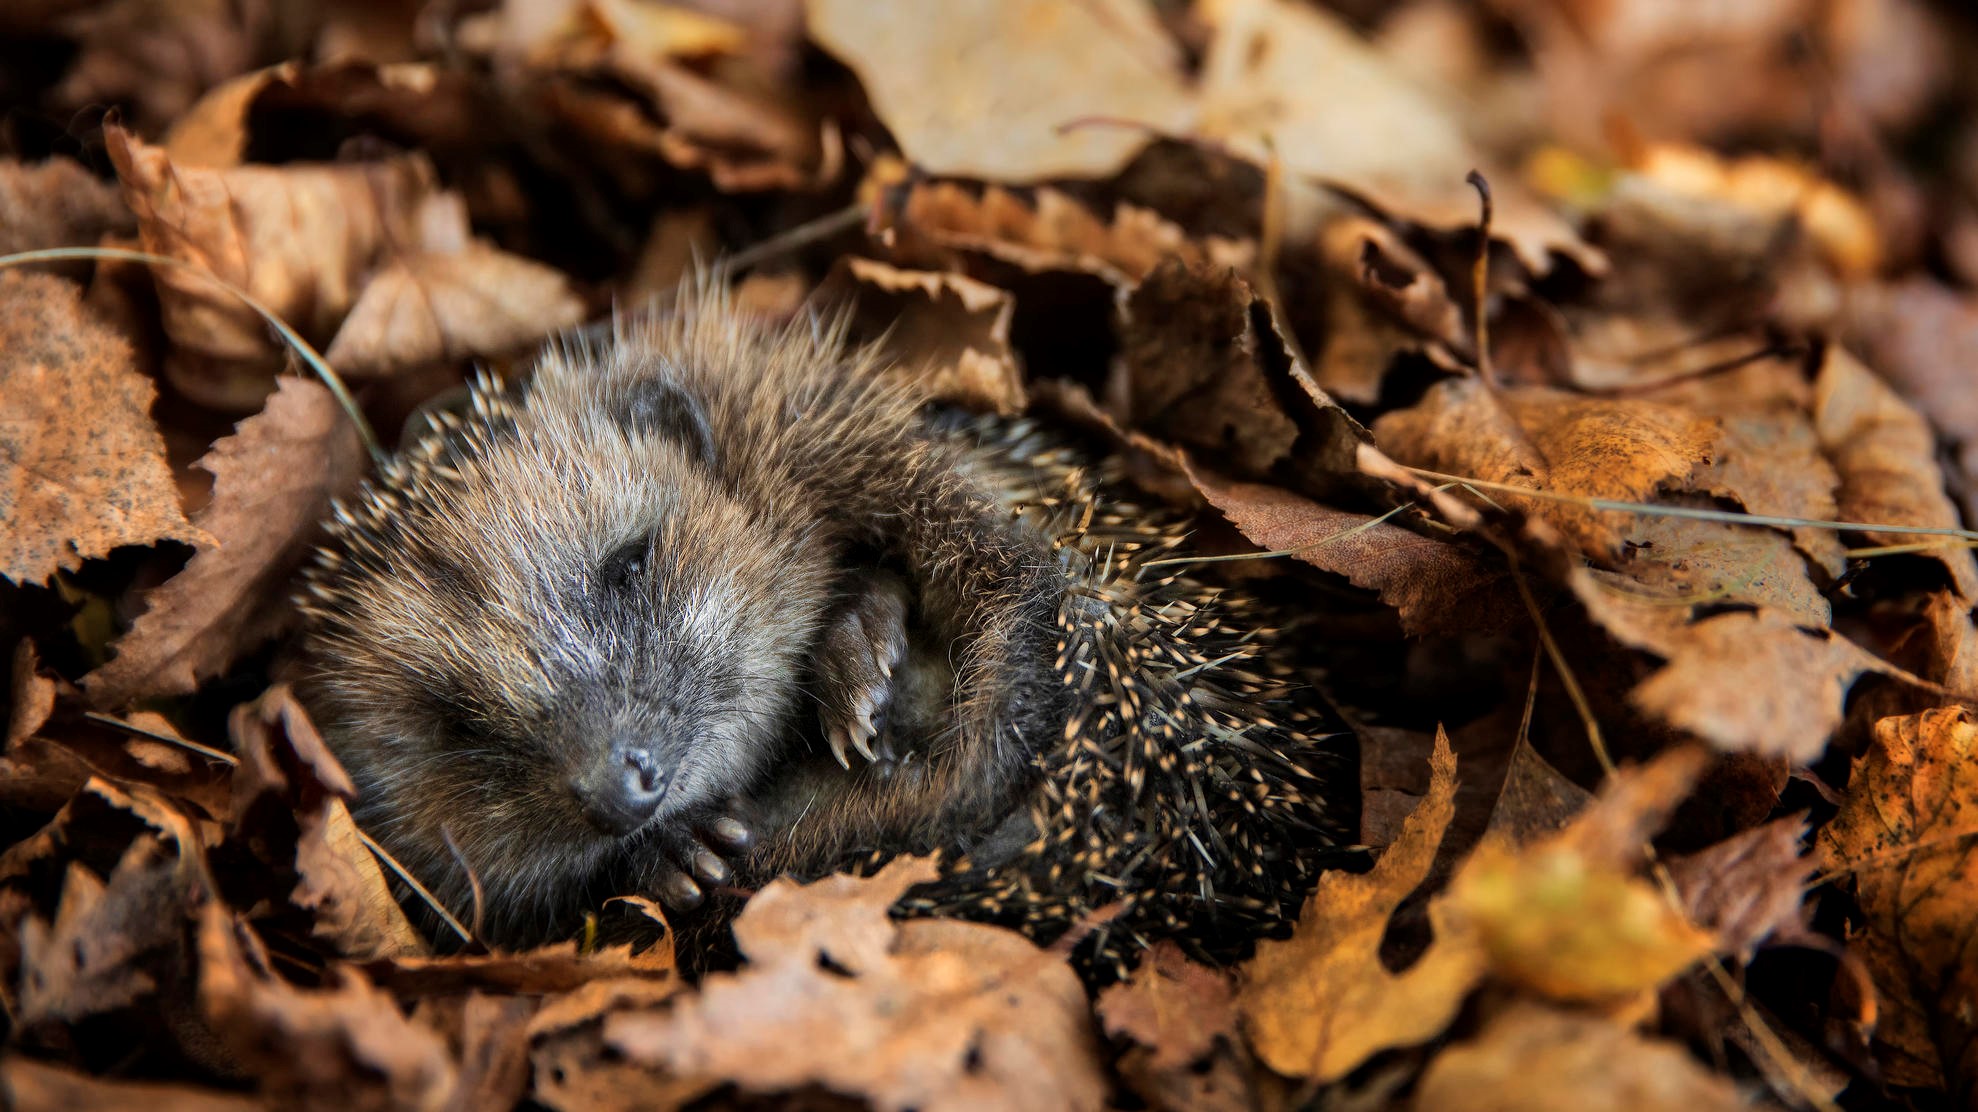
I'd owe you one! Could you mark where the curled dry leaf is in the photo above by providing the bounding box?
[323,195,586,377]
[1410,1001,1744,1112]
[1184,462,1513,636]
[1818,707,1978,1094]
[1117,259,1371,498]
[81,377,366,708]
[105,124,436,409]
[17,835,185,1027]
[0,271,205,585]
[1666,815,1812,960]
[1445,747,1714,1004]
[807,0,1192,183]
[1098,942,1256,1112]
[198,903,458,1112]
[827,257,1025,415]
[1194,0,1591,275]
[1239,727,1485,1083]
[607,858,1108,1112]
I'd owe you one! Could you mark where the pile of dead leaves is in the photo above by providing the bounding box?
[4,0,1978,1108]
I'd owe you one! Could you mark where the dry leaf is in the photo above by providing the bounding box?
[1445,748,1713,1003]
[17,836,184,1026]
[1239,727,1484,1082]
[1666,815,1811,960]
[608,858,1108,1112]
[828,257,1025,415]
[0,270,205,584]
[1411,1001,1744,1112]
[1098,943,1256,1112]
[1,1057,264,1112]
[106,124,435,408]
[81,377,366,707]
[807,0,1193,183]
[0,157,134,260]
[323,196,586,376]
[198,903,458,1112]
[51,0,270,133]
[1185,463,1513,636]
[1818,707,1978,1093]
[1194,0,1591,274]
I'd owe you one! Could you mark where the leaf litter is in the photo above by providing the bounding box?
[2,1,1977,1108]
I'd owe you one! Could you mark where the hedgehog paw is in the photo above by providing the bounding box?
[649,811,753,911]
[817,572,910,770]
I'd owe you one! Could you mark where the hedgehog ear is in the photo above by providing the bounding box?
[616,378,717,469]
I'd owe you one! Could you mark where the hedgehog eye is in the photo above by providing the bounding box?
[599,537,651,595]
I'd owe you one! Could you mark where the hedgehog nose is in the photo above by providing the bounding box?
[572,740,668,836]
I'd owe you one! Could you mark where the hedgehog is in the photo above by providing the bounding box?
[295,287,1348,976]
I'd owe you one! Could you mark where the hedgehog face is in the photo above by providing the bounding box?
[301,365,837,938]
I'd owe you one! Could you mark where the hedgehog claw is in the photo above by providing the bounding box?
[817,571,911,769]
[828,727,853,770]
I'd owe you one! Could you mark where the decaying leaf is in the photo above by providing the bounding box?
[1239,727,1484,1082]
[1,1057,265,1112]
[1411,1001,1744,1112]
[608,858,1108,1111]
[828,257,1025,415]
[1818,707,1978,1093]
[1444,747,1713,1004]
[807,0,1192,183]
[1666,815,1811,960]
[0,157,135,260]
[0,271,205,585]
[81,377,366,707]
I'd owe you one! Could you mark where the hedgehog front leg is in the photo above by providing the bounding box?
[815,570,912,768]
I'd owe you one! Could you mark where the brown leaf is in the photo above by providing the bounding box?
[82,377,366,706]
[1410,1001,1744,1112]
[1193,0,1591,274]
[1481,734,1594,845]
[0,157,134,260]
[1818,707,1978,1094]
[323,195,586,376]
[105,124,436,408]
[807,0,1192,183]
[1185,463,1514,636]
[1814,345,1978,599]
[1628,610,1897,761]
[51,0,268,133]
[0,270,205,584]
[1098,941,1237,1073]
[366,941,675,998]
[1117,259,1371,498]
[528,977,696,1112]
[0,1057,264,1112]
[1239,727,1484,1082]
[1445,748,1714,1003]
[17,835,184,1027]
[608,858,1108,1111]
[198,903,458,1112]
[1666,815,1812,960]
[827,258,1026,415]
[1372,377,1719,562]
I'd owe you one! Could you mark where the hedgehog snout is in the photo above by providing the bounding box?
[569,735,671,836]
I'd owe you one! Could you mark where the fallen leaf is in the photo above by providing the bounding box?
[608,858,1109,1112]
[1239,727,1484,1083]
[1372,377,1719,561]
[0,270,205,585]
[1818,707,1978,1094]
[106,124,436,409]
[0,157,134,260]
[1411,1001,1744,1112]
[0,1057,264,1112]
[1117,258,1371,499]
[1097,941,1237,1073]
[827,257,1025,415]
[1193,0,1591,274]
[1666,815,1811,960]
[365,941,674,998]
[807,0,1193,183]
[16,835,184,1026]
[1481,734,1594,845]
[81,377,366,707]
[1184,463,1514,636]
[1445,747,1714,1003]
[198,902,458,1112]
[1814,345,1978,599]
[51,0,269,133]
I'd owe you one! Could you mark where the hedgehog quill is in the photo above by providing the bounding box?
[297,288,1348,976]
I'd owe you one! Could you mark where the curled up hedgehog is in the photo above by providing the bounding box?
[296,286,1349,978]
